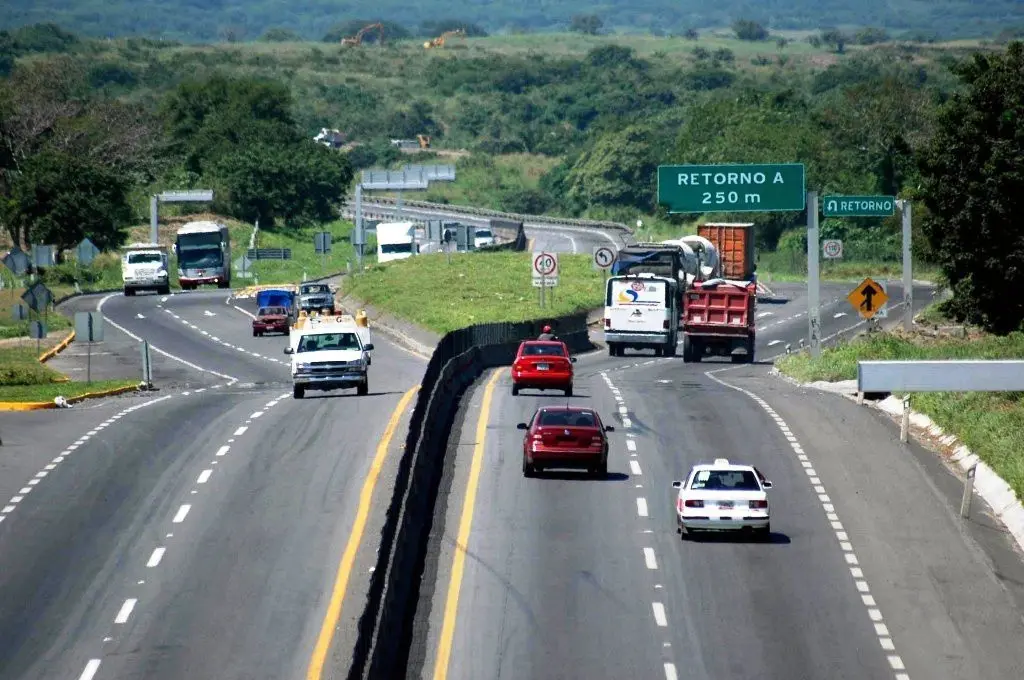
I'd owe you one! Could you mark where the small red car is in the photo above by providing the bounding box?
[518,406,614,477]
[253,305,289,336]
[511,340,576,396]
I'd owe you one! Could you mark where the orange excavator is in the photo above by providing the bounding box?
[423,28,466,49]
[341,22,384,46]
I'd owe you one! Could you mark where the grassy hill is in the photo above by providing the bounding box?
[2,0,1023,42]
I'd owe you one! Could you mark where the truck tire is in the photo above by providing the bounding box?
[682,336,692,362]
[512,384,520,396]
[357,380,369,396]
[665,341,677,358]
[124,288,135,297]
[158,285,170,295]
[293,386,304,399]
[218,279,230,289]
[691,340,703,363]
[607,343,616,357]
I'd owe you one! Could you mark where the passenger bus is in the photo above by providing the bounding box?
[174,221,231,290]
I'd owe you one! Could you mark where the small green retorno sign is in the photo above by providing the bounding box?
[821,195,896,217]
[657,163,806,213]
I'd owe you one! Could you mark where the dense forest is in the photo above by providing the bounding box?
[3,0,1024,42]
[1,22,1023,331]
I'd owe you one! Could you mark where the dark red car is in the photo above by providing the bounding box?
[511,340,576,396]
[252,305,289,336]
[517,406,614,477]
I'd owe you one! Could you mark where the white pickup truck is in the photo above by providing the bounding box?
[122,243,170,296]
[284,315,374,399]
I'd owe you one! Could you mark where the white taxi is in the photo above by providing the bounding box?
[672,458,772,539]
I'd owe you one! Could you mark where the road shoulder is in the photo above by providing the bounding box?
[717,364,1024,680]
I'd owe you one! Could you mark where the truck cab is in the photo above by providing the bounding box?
[604,273,679,357]
[284,316,374,399]
[122,243,170,296]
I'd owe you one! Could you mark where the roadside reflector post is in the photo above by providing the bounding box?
[900,394,910,443]
[961,463,977,518]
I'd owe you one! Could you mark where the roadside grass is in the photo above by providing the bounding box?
[246,219,360,284]
[0,346,136,403]
[775,314,1024,501]
[343,250,604,334]
[757,251,942,283]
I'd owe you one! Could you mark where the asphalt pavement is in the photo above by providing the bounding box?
[0,287,426,680]
[413,343,1024,680]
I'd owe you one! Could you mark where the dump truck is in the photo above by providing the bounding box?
[681,223,757,363]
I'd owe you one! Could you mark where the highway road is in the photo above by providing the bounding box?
[0,288,425,680]
[409,283,1024,680]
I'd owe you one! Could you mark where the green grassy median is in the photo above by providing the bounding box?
[344,250,605,335]
[0,346,136,404]
[776,324,1024,501]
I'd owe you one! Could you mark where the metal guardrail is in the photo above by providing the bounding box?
[246,248,292,260]
[341,196,634,234]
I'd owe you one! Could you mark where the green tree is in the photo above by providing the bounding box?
[2,149,132,255]
[565,124,666,212]
[820,29,848,53]
[570,15,603,35]
[732,19,769,41]
[211,142,353,227]
[918,42,1024,333]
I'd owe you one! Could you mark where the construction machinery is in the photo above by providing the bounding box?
[341,22,384,46]
[423,28,466,49]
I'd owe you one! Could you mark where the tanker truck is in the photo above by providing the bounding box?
[680,223,757,364]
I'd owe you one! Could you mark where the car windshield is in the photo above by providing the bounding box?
[537,410,597,428]
[381,243,413,254]
[689,469,761,491]
[476,230,493,237]
[127,253,162,264]
[522,344,564,357]
[259,307,286,316]
[297,332,361,353]
[302,285,328,294]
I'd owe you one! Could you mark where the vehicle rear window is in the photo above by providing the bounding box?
[259,307,285,316]
[537,410,596,427]
[522,344,565,356]
[690,470,761,491]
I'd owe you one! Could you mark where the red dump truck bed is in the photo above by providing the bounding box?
[681,280,756,363]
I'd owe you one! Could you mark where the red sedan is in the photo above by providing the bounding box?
[511,340,576,396]
[252,305,290,336]
[518,406,614,477]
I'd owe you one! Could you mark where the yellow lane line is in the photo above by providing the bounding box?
[432,368,504,680]
[306,384,420,680]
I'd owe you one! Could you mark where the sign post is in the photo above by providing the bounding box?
[532,251,559,308]
[314,231,332,271]
[807,191,821,357]
[74,311,104,385]
[141,340,153,388]
[657,163,806,213]
[898,200,913,332]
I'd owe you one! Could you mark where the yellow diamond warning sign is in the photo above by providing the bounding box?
[847,277,888,319]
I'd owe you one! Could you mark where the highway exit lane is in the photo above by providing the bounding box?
[414,353,893,680]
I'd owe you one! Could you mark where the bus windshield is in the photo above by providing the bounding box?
[178,248,223,269]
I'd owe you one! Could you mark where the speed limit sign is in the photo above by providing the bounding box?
[532,251,559,287]
[823,239,843,259]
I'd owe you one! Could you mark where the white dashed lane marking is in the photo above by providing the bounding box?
[643,547,658,570]
[146,547,165,567]
[706,368,910,679]
[630,460,643,476]
[78,658,102,680]
[636,497,649,517]
[172,504,191,523]
[652,602,668,627]
[114,598,137,624]
[196,470,212,484]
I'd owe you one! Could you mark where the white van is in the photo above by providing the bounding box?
[375,222,418,263]
[603,273,679,357]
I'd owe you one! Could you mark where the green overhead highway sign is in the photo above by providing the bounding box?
[822,195,895,217]
[657,163,806,213]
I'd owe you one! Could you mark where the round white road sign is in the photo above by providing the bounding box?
[593,246,616,269]
[533,252,558,276]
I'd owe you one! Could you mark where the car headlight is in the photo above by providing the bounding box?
[157,269,167,277]
[296,363,311,370]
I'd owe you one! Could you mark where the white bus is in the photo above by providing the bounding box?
[603,273,679,357]
[375,222,418,263]
[174,221,231,290]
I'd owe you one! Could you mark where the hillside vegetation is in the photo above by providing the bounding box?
[2,23,1024,334]
[3,0,1023,41]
